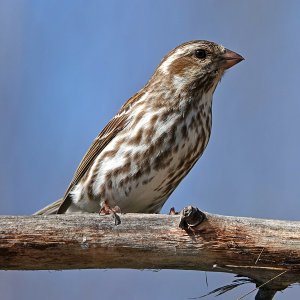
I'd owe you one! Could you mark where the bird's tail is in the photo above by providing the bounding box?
[33,198,64,215]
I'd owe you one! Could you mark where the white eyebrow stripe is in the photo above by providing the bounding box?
[159,46,195,74]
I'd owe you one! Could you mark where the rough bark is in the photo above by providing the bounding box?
[0,210,299,298]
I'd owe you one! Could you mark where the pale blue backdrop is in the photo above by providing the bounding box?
[1,0,299,299]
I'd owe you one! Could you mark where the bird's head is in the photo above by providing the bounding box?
[155,40,244,95]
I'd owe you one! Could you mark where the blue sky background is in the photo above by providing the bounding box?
[1,0,299,299]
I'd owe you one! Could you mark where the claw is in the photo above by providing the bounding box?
[99,200,121,225]
[169,207,178,215]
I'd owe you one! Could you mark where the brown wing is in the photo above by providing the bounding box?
[57,113,129,213]
[57,91,144,214]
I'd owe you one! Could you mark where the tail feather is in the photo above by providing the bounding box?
[33,198,64,215]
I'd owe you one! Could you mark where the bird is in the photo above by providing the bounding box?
[35,40,244,216]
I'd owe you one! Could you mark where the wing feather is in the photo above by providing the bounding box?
[56,90,144,214]
[57,113,130,213]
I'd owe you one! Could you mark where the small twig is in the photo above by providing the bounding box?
[205,272,208,288]
[237,270,288,300]
[255,248,264,265]
[223,264,287,271]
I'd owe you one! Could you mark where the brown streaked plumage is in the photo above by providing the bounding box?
[35,40,243,216]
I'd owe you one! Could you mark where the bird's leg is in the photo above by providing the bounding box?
[99,200,121,225]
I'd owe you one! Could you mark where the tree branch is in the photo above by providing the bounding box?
[0,209,299,298]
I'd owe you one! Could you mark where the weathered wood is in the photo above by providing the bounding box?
[0,211,299,295]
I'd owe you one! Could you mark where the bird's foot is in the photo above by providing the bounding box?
[179,206,206,230]
[169,207,179,215]
[99,200,121,225]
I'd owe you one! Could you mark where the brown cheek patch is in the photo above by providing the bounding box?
[168,57,195,76]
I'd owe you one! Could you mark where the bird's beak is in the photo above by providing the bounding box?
[221,49,244,69]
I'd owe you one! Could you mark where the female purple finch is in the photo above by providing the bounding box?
[35,40,243,215]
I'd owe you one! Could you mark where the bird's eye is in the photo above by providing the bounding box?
[195,49,207,59]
